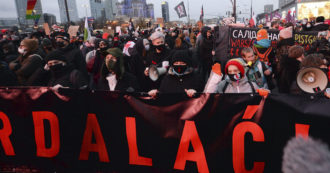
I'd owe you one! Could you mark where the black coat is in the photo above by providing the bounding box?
[48,65,88,89]
[311,24,329,31]
[0,61,18,86]
[57,44,88,79]
[97,72,140,92]
[277,56,301,94]
[159,68,203,93]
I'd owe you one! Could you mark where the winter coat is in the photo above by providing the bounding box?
[311,24,329,31]
[97,72,140,92]
[277,56,301,94]
[48,65,88,89]
[56,44,88,80]
[216,77,259,93]
[10,52,43,85]
[0,61,18,86]
[159,67,203,93]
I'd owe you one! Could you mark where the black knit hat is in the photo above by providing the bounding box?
[54,32,70,42]
[171,50,192,66]
[45,50,67,63]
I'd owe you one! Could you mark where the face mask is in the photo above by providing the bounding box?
[173,65,187,75]
[18,47,26,54]
[306,24,311,28]
[145,44,150,51]
[228,73,242,82]
[154,44,165,51]
[106,60,117,72]
[100,47,108,51]
[49,63,65,72]
[56,41,65,48]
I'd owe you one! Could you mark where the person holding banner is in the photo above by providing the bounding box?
[159,50,203,97]
[216,59,259,93]
[97,48,140,92]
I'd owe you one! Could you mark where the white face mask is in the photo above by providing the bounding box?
[145,44,150,51]
[18,47,26,54]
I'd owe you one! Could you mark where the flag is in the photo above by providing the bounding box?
[200,5,204,22]
[26,0,41,20]
[84,17,91,41]
[174,2,187,18]
[249,11,256,27]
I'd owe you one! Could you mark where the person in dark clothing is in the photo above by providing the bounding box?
[40,38,54,57]
[198,26,214,84]
[277,45,305,94]
[311,16,329,31]
[97,48,140,92]
[174,33,191,50]
[0,60,18,86]
[159,50,203,97]
[127,38,150,91]
[145,32,171,95]
[90,39,109,86]
[166,29,178,49]
[9,38,43,85]
[0,40,18,64]
[54,32,89,80]
[46,50,88,89]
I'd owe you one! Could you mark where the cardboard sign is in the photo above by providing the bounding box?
[43,23,50,36]
[67,25,80,37]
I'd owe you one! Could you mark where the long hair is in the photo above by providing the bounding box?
[174,34,185,49]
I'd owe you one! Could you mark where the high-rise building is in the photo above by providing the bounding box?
[161,1,169,22]
[15,0,44,27]
[58,0,79,23]
[116,0,154,19]
[89,0,114,20]
[43,13,57,26]
[264,4,273,14]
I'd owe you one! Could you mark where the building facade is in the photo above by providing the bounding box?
[161,1,169,22]
[58,0,79,23]
[15,0,44,27]
[89,0,115,20]
[43,13,57,26]
[279,0,329,20]
[116,0,154,19]
[264,4,273,14]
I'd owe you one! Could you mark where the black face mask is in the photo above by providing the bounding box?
[154,44,165,51]
[56,41,65,48]
[173,65,187,75]
[228,73,242,82]
[49,63,65,73]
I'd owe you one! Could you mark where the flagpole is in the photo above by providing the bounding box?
[187,0,190,25]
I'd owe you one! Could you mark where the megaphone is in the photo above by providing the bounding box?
[149,65,167,81]
[296,67,329,94]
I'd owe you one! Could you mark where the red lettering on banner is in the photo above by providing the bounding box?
[79,114,109,162]
[295,124,310,139]
[242,105,259,120]
[32,111,60,158]
[174,121,209,173]
[126,117,152,166]
[0,112,15,156]
[232,122,265,173]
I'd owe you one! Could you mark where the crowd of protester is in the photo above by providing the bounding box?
[0,16,329,98]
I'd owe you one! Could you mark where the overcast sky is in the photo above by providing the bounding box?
[0,0,278,22]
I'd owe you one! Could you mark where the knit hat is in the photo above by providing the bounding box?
[106,48,123,58]
[225,59,245,77]
[41,38,52,47]
[257,29,268,41]
[21,38,38,52]
[54,32,70,42]
[171,50,192,66]
[45,50,67,63]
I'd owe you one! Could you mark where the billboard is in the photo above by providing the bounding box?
[298,1,330,20]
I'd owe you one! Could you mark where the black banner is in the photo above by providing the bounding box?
[227,27,320,58]
[0,88,330,172]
